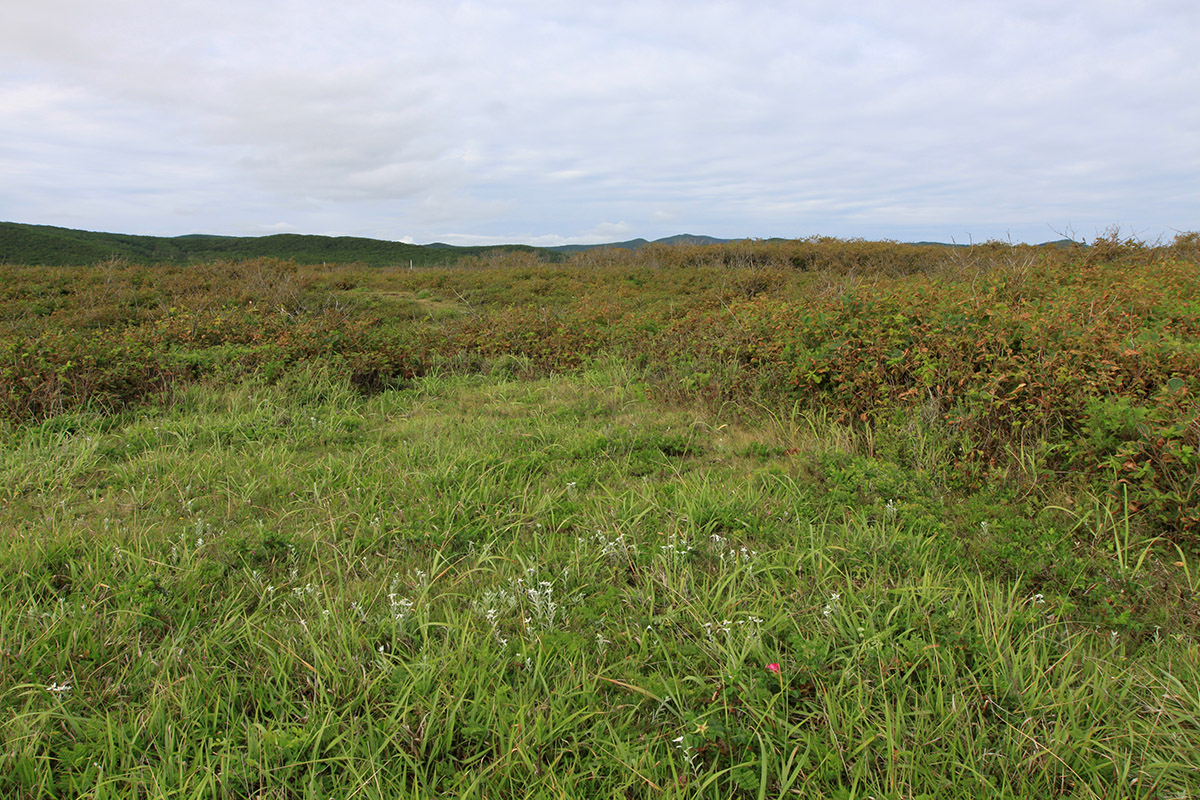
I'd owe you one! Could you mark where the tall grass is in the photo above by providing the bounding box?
[2,365,1197,798]
[4,235,1197,537]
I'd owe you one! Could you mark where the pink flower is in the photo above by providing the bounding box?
[766,663,781,674]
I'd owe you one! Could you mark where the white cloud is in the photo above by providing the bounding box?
[0,0,1196,244]
[437,220,637,248]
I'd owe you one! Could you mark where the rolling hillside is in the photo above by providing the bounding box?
[0,222,547,266]
[0,222,745,266]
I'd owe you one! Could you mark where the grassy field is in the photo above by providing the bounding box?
[2,236,1199,797]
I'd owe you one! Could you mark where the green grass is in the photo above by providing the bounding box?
[6,237,1199,541]
[2,362,1198,798]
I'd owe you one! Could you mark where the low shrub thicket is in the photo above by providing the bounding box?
[3,234,1197,537]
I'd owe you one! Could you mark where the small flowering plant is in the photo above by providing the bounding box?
[765,662,785,695]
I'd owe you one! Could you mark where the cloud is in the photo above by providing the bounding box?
[437,220,637,248]
[0,0,1196,244]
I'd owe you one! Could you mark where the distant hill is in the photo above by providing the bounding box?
[0,222,743,266]
[653,234,733,247]
[546,238,651,254]
[1,222,1089,267]
[912,238,1081,248]
[0,222,550,267]
[545,234,732,253]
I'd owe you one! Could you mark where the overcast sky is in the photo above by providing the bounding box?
[2,1,1196,246]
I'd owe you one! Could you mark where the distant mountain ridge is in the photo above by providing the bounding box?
[0,221,1083,267]
[545,233,732,253]
[0,222,737,266]
[0,222,543,267]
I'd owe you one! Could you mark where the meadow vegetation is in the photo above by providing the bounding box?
[1,232,1198,797]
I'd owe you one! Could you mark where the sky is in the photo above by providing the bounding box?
[1,1,1197,247]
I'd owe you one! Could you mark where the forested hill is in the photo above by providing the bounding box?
[2,221,1083,267]
[0,222,548,266]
